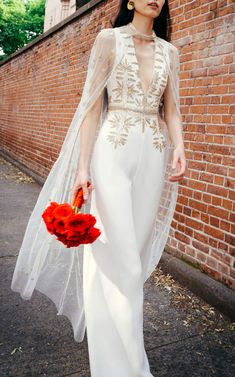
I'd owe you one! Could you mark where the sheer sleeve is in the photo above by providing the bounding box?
[163,43,183,125]
[81,28,115,107]
[75,29,116,171]
[59,28,116,160]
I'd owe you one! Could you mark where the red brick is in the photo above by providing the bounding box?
[225,234,235,247]
[200,264,222,281]
[196,252,207,263]
[220,220,231,233]
[229,247,235,257]
[204,225,225,241]
[218,263,229,275]
[175,231,191,245]
[192,240,209,254]
[207,256,218,270]
[193,231,209,245]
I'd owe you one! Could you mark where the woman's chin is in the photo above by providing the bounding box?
[143,9,160,18]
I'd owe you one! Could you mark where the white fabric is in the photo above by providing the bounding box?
[11,24,183,348]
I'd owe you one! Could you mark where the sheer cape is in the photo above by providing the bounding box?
[11,24,183,343]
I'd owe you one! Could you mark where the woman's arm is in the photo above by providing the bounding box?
[78,92,104,172]
[70,29,115,204]
[72,93,103,205]
[163,81,184,149]
[163,45,186,182]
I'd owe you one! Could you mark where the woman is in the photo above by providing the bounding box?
[11,0,186,376]
[72,0,185,375]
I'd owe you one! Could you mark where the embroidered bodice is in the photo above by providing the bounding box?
[104,28,170,151]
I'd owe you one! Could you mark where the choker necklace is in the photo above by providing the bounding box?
[128,22,156,40]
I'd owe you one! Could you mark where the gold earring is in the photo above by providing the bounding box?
[127,1,135,11]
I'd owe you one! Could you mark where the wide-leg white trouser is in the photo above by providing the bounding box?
[83,116,166,377]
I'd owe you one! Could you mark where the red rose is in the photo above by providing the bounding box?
[82,227,101,244]
[42,202,58,222]
[66,213,96,234]
[55,233,68,245]
[54,218,67,234]
[53,204,74,219]
[42,201,59,234]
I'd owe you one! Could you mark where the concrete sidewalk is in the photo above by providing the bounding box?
[0,155,234,377]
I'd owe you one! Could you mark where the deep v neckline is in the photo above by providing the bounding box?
[130,35,157,97]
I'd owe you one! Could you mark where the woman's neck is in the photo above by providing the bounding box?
[130,15,154,36]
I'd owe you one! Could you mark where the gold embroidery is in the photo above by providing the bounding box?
[106,132,128,149]
[105,33,169,151]
[118,58,135,74]
[127,83,139,99]
[153,133,166,152]
[112,81,124,101]
[149,120,166,151]
[106,113,136,149]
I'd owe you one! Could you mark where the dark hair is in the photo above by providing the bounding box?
[111,0,172,42]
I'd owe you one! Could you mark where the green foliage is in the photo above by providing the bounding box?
[0,0,46,61]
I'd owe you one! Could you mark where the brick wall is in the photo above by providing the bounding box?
[0,0,110,178]
[166,0,235,290]
[0,0,234,289]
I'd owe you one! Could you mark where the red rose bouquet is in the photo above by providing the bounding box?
[42,181,101,248]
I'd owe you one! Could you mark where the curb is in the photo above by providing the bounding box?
[0,149,45,186]
[159,250,235,322]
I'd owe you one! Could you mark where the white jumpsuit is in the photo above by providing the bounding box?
[83,31,170,377]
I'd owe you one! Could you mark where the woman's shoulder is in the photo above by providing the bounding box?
[92,28,116,50]
[95,27,116,40]
[165,39,179,56]
[157,37,180,63]
[97,24,132,38]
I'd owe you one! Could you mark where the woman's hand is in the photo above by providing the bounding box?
[168,145,186,182]
[70,169,94,206]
